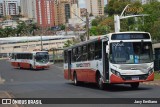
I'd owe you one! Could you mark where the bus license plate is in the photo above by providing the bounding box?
[132,77,139,80]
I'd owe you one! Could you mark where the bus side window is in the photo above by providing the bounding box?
[77,47,82,62]
[95,41,102,59]
[72,48,75,62]
[15,54,17,60]
[82,45,87,61]
[11,53,14,59]
[88,43,95,60]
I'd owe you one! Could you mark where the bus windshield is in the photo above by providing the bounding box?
[36,52,49,63]
[110,42,153,64]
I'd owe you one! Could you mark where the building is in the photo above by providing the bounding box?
[0,20,18,28]
[71,3,80,19]
[54,0,71,25]
[0,3,3,15]
[71,0,78,6]
[86,0,104,16]
[54,0,66,26]
[20,0,37,22]
[3,0,19,16]
[36,0,55,28]
[80,8,87,17]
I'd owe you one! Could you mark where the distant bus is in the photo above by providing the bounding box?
[10,51,50,69]
[64,32,154,89]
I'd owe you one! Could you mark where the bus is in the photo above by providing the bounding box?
[10,51,50,70]
[64,32,154,89]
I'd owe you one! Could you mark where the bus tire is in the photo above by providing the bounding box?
[73,72,79,86]
[130,82,139,89]
[30,64,33,70]
[97,73,104,90]
[18,63,21,69]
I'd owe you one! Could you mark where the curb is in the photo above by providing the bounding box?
[0,91,19,107]
[141,80,160,86]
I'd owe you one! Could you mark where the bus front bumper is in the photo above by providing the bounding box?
[110,73,154,84]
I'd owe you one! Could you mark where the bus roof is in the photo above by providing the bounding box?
[11,51,48,54]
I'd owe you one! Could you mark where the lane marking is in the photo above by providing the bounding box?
[4,91,19,107]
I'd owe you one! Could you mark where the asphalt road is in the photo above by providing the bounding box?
[0,60,160,107]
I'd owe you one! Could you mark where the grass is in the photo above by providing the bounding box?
[154,72,160,80]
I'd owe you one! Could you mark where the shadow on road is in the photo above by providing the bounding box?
[66,82,152,92]
[12,68,49,72]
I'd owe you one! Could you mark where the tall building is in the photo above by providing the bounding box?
[20,0,37,22]
[3,0,19,16]
[54,0,71,25]
[36,0,55,28]
[71,0,78,6]
[71,4,80,19]
[0,3,3,15]
[86,0,104,16]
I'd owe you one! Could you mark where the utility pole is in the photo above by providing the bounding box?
[86,11,90,40]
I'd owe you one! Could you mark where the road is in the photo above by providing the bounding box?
[0,60,160,107]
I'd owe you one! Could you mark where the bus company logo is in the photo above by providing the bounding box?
[126,7,143,13]
[2,99,11,104]
[76,63,90,68]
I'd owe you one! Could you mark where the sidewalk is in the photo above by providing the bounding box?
[0,91,19,107]
[141,80,160,86]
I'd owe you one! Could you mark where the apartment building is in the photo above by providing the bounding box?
[3,0,19,16]
[0,3,3,15]
[36,0,55,28]
[20,0,37,22]
[86,0,104,16]
[54,0,71,25]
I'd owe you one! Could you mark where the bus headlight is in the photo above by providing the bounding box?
[111,69,121,77]
[148,68,154,75]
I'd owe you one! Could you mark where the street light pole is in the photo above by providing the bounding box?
[114,4,149,32]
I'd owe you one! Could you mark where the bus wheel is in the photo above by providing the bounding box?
[30,64,33,70]
[73,72,79,86]
[18,63,21,69]
[130,82,139,89]
[97,74,104,90]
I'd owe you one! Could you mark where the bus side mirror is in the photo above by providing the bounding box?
[106,45,109,53]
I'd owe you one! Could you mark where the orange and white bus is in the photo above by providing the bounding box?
[10,51,50,69]
[64,32,154,89]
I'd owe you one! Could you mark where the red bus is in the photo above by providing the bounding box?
[10,51,50,69]
[64,32,154,89]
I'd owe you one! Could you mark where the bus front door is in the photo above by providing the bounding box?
[102,41,109,82]
[68,50,72,80]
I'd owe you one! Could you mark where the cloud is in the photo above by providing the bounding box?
[79,0,86,8]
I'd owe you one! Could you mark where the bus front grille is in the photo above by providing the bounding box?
[121,74,148,80]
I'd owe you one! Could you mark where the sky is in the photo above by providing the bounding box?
[79,0,107,8]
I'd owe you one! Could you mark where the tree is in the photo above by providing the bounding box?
[16,21,28,36]
[63,40,73,48]
[0,28,5,37]
[60,24,65,30]
[150,19,160,41]
[90,26,98,36]
[105,0,130,16]
[3,27,15,37]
